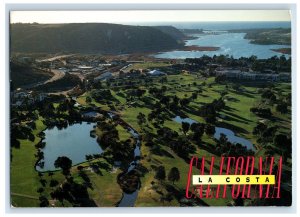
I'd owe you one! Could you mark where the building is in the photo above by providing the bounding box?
[11,90,48,107]
[94,72,113,81]
[78,65,94,70]
[147,69,166,76]
[215,68,290,82]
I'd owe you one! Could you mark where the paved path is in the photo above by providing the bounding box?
[44,69,65,84]
[11,192,39,200]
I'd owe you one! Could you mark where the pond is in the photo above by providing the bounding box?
[82,111,100,118]
[36,122,103,172]
[155,33,290,59]
[172,116,254,150]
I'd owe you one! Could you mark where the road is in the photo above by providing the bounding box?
[36,54,74,63]
[44,69,65,84]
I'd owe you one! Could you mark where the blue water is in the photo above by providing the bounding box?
[155,32,290,59]
[118,191,138,207]
[172,116,254,150]
[173,116,197,125]
[214,127,254,150]
[82,111,99,117]
[36,122,103,171]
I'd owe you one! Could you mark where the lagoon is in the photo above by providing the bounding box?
[155,33,290,59]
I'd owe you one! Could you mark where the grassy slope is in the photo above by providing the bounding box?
[11,117,46,207]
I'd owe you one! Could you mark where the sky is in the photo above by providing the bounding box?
[10,10,291,24]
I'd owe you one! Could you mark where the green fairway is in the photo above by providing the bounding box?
[11,71,291,207]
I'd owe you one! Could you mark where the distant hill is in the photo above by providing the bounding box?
[10,61,53,89]
[229,28,291,45]
[10,23,184,54]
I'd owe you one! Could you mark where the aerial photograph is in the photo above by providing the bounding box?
[9,10,292,207]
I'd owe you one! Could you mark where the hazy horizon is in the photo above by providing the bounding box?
[10,10,291,24]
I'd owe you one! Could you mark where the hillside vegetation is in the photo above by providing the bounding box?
[11,23,184,54]
[10,61,53,89]
[229,28,291,45]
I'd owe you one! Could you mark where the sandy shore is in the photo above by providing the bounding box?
[271,48,291,55]
[179,45,220,51]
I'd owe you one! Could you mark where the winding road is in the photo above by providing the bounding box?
[44,69,65,84]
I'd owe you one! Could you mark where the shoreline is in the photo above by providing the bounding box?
[174,45,220,52]
[271,48,291,55]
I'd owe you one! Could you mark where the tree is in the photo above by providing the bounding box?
[219,133,228,147]
[48,171,54,179]
[276,102,288,114]
[205,124,216,136]
[137,112,147,126]
[39,195,49,207]
[181,122,190,135]
[54,156,72,176]
[180,98,190,107]
[37,187,44,193]
[191,123,205,142]
[253,122,267,136]
[274,134,291,153]
[49,179,59,188]
[191,92,198,100]
[50,187,65,205]
[86,96,92,104]
[168,167,180,184]
[215,74,226,83]
[155,166,166,182]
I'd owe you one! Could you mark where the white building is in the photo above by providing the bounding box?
[147,69,166,76]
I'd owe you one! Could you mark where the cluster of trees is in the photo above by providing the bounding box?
[36,95,78,118]
[253,87,290,118]
[36,172,51,207]
[148,86,192,110]
[155,166,180,184]
[251,55,291,73]
[11,124,35,148]
[137,112,147,127]
[199,98,225,123]
[10,109,41,149]
[253,122,278,145]
[273,134,292,163]
[253,122,291,162]
[39,156,96,207]
[182,54,291,73]
[96,120,134,165]
[181,121,215,142]
[37,156,73,207]
[50,176,95,207]
[90,89,114,104]
[215,133,255,157]
[250,107,272,118]
[156,127,196,159]
[54,156,73,176]
[127,88,146,99]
